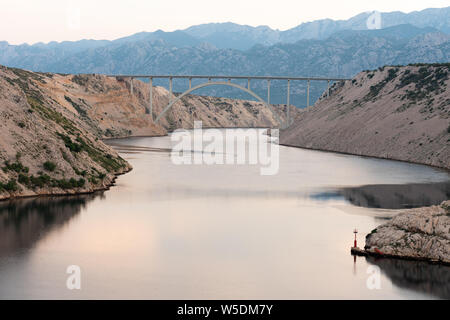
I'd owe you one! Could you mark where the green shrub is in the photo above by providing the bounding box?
[73,167,87,176]
[57,133,83,153]
[64,95,87,118]
[77,178,86,188]
[442,204,450,215]
[43,161,57,172]
[55,178,86,189]
[30,174,51,188]
[2,179,19,192]
[3,161,29,173]
[89,177,98,185]
[18,174,29,185]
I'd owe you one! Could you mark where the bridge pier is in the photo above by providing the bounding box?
[287,79,290,128]
[327,80,330,98]
[307,80,310,108]
[169,77,173,104]
[148,77,153,117]
[267,80,271,105]
[130,77,133,96]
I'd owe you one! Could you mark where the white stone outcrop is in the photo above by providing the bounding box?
[365,201,450,264]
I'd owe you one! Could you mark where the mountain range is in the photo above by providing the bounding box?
[1,7,449,107]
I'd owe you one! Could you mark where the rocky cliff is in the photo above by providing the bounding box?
[281,64,450,169]
[0,66,131,201]
[365,201,450,264]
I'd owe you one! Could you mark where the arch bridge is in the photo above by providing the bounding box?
[107,74,350,129]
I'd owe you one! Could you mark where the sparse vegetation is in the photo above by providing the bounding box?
[2,160,29,174]
[15,172,87,190]
[71,74,89,86]
[397,65,449,103]
[57,133,83,153]
[29,174,51,188]
[64,95,87,118]
[18,173,29,185]
[442,203,450,215]
[57,132,126,171]
[0,179,19,192]
[74,136,125,171]
[73,167,87,177]
[54,178,86,189]
[365,68,399,100]
[43,161,57,172]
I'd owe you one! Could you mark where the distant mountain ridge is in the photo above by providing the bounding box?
[0,7,449,107]
[2,7,449,50]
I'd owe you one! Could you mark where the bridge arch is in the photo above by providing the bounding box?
[154,81,285,128]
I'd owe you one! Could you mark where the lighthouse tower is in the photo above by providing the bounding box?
[353,229,358,248]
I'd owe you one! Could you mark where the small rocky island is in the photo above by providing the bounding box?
[363,201,450,265]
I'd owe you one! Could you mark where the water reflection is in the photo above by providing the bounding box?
[366,256,450,299]
[0,193,102,257]
[313,182,450,209]
[0,133,449,299]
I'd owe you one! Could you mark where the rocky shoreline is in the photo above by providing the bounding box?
[0,165,132,202]
[354,201,450,265]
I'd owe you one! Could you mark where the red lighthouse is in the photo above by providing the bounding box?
[353,229,358,248]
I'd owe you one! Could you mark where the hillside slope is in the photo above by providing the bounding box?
[0,66,131,201]
[281,64,450,169]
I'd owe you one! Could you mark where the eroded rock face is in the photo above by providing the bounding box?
[0,66,131,201]
[281,64,450,170]
[365,201,450,264]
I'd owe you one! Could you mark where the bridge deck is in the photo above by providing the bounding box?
[106,74,350,81]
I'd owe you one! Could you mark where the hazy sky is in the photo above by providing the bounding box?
[1,0,448,45]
